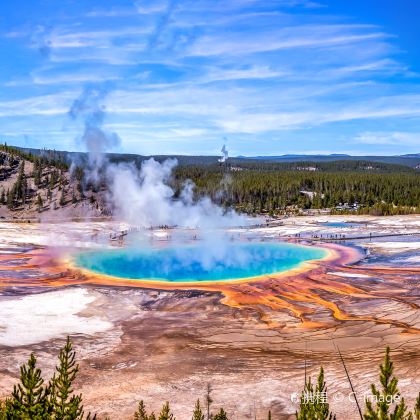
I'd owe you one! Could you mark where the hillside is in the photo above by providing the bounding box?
[0,145,105,220]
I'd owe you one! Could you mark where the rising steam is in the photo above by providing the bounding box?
[70,85,249,230]
[107,158,247,228]
[218,144,228,163]
[69,85,120,182]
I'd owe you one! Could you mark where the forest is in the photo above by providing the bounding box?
[174,165,420,216]
[1,144,419,216]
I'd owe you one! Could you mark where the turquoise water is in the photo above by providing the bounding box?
[75,242,327,283]
[320,222,359,228]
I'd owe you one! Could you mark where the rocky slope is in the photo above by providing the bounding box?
[0,145,106,220]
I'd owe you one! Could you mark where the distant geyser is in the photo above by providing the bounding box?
[75,242,328,283]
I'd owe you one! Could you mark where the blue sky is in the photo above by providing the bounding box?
[0,0,419,156]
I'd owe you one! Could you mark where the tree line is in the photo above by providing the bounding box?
[1,144,419,216]
[174,166,420,216]
[0,339,418,419]
[0,144,68,171]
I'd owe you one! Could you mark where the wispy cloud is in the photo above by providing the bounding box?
[355,131,420,146]
[31,73,121,85]
[1,0,419,155]
[201,65,287,82]
[186,25,389,56]
[0,93,75,117]
[135,1,169,15]
[48,27,152,49]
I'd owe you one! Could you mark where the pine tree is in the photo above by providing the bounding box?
[21,177,28,204]
[0,399,11,418]
[49,336,83,420]
[192,399,204,420]
[37,194,43,212]
[268,410,272,420]
[0,189,5,205]
[9,353,51,417]
[6,188,13,209]
[158,402,175,420]
[213,408,228,420]
[205,384,213,420]
[60,190,65,206]
[3,337,96,419]
[134,400,147,420]
[50,170,57,189]
[33,160,42,187]
[296,367,335,420]
[364,347,412,420]
[134,400,155,420]
[415,393,420,420]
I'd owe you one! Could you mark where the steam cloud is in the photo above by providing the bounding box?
[32,25,52,58]
[146,0,180,50]
[68,84,258,273]
[108,158,247,228]
[69,85,120,182]
[69,84,249,231]
[218,144,228,163]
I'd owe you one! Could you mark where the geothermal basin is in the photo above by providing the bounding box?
[0,215,418,419]
[74,242,328,283]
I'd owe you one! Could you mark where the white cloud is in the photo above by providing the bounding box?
[201,65,287,82]
[134,1,169,14]
[1,0,420,154]
[31,72,121,85]
[0,93,75,117]
[48,27,151,49]
[86,8,135,17]
[355,131,420,146]
[187,25,388,57]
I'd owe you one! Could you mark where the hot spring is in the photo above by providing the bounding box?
[74,242,328,283]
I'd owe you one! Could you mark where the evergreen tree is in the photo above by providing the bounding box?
[33,160,42,187]
[268,410,272,420]
[134,400,147,420]
[205,384,213,420]
[0,399,12,419]
[0,189,5,205]
[213,408,228,420]
[192,399,204,420]
[296,367,335,420]
[2,337,96,420]
[134,400,155,420]
[6,188,13,209]
[49,336,83,420]
[37,194,43,212]
[21,177,28,204]
[50,170,58,189]
[18,160,25,177]
[158,402,175,420]
[60,191,66,206]
[364,347,412,420]
[9,353,51,418]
